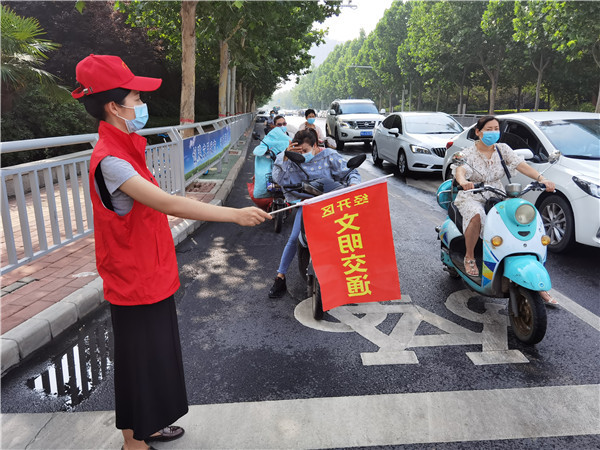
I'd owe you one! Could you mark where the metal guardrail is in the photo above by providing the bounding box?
[0,113,254,275]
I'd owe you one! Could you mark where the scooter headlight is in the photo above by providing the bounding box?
[515,204,536,224]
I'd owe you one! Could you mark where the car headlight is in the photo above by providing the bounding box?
[573,176,600,199]
[410,145,431,154]
[340,121,351,128]
[515,204,536,224]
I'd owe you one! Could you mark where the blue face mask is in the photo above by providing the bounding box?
[303,151,315,163]
[481,130,500,146]
[279,126,287,133]
[118,103,149,133]
[307,117,316,125]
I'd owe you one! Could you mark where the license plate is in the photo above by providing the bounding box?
[360,131,373,137]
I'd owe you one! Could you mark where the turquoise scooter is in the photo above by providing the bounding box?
[435,151,560,344]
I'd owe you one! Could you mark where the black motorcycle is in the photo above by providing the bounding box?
[283,151,366,319]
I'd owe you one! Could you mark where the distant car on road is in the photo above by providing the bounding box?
[326,99,385,150]
[442,111,600,252]
[256,109,270,123]
[372,112,463,176]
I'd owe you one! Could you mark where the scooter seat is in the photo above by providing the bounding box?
[448,203,464,234]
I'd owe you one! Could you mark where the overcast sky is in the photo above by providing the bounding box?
[274,0,394,93]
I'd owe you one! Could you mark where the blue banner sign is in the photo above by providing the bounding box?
[183,126,231,179]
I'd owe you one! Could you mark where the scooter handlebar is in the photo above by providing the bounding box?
[453,181,485,191]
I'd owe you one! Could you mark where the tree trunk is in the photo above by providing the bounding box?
[248,87,255,113]
[596,80,600,113]
[237,81,243,114]
[230,65,236,115]
[533,53,550,112]
[180,1,198,137]
[219,40,229,117]
[517,85,522,112]
[459,66,466,109]
[436,84,441,112]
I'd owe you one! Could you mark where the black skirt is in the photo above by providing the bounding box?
[110,296,189,440]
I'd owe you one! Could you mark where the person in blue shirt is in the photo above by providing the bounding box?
[268,129,361,298]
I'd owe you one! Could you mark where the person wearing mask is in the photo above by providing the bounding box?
[265,110,276,135]
[453,115,558,305]
[268,129,361,298]
[72,54,271,450]
[298,108,325,142]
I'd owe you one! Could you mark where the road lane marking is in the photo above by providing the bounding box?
[550,288,600,332]
[295,291,529,365]
[5,385,598,448]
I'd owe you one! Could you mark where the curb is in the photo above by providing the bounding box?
[0,125,253,376]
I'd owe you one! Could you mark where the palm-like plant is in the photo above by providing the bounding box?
[1,5,61,91]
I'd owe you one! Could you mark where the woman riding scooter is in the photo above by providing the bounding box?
[267,129,361,298]
[453,115,557,304]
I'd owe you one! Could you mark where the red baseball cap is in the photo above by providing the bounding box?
[71,54,162,99]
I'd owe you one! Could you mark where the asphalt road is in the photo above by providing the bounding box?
[2,119,599,448]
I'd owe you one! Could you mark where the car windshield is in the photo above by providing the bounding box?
[404,115,463,134]
[536,119,600,159]
[339,103,379,114]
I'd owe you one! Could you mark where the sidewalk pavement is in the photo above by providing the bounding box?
[0,126,255,376]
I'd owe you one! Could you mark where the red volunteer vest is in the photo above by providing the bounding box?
[90,121,180,305]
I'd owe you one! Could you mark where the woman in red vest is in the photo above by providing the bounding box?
[72,54,270,450]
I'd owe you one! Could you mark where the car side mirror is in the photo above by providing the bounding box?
[379,108,386,114]
[329,109,336,116]
[513,148,534,160]
[389,127,400,136]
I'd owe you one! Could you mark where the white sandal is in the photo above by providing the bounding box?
[464,257,479,277]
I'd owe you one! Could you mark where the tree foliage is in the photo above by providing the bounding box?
[293,1,599,114]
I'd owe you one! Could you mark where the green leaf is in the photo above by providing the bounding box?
[75,1,85,14]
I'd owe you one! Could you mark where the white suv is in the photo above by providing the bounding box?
[326,99,385,150]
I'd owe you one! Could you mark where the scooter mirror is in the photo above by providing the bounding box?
[452,151,466,165]
[347,153,367,169]
[285,150,306,165]
[547,150,561,164]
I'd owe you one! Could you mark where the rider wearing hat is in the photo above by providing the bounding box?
[73,54,270,450]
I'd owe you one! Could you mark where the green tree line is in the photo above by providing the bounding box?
[293,0,600,114]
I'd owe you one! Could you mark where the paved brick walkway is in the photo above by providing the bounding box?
[0,182,217,333]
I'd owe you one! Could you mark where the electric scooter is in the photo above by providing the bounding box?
[435,151,560,344]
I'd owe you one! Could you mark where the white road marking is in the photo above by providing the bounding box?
[295,292,530,365]
[4,385,598,449]
[549,287,600,332]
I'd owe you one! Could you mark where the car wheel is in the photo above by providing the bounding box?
[397,149,409,176]
[444,166,452,181]
[538,195,575,253]
[335,128,345,151]
[372,142,383,167]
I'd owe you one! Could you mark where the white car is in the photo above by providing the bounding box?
[372,112,463,176]
[326,99,385,150]
[442,111,600,252]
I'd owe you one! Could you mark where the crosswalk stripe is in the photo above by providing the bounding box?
[3,384,598,449]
